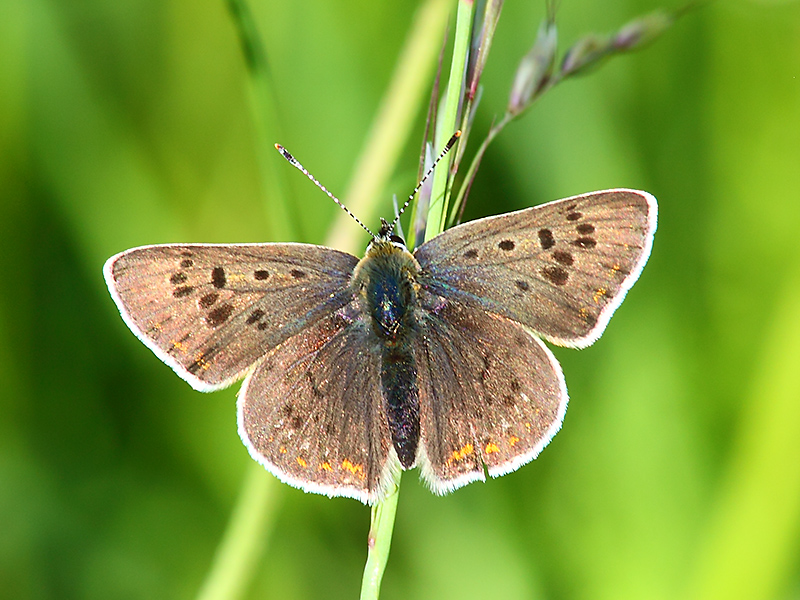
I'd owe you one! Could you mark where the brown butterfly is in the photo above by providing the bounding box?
[104,184,656,504]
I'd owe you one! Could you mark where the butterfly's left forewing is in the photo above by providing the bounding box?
[415,189,657,348]
[104,243,358,390]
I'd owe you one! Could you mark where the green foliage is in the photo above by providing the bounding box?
[2,1,800,599]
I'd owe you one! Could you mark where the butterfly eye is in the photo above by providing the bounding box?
[389,234,406,246]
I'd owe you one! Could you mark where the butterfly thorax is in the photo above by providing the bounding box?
[352,239,421,346]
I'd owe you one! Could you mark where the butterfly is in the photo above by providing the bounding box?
[104,178,656,504]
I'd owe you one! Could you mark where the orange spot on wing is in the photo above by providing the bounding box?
[296,457,307,468]
[342,459,365,478]
[509,436,520,447]
[593,287,607,303]
[319,462,332,472]
[193,354,211,371]
[279,446,287,454]
[485,442,500,454]
[448,443,474,464]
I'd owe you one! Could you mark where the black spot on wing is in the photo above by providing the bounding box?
[173,285,195,298]
[211,266,226,289]
[576,223,595,235]
[254,269,269,280]
[498,240,515,251]
[572,237,597,249]
[206,304,234,327]
[541,266,569,286]
[246,309,265,325]
[199,293,219,309]
[170,272,188,285]
[552,251,573,266]
[538,228,555,250]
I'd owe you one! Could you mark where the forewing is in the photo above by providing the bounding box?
[415,189,657,348]
[413,297,567,494]
[238,305,397,504]
[104,243,358,390]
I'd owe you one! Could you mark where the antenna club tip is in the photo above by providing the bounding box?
[455,130,462,138]
[275,143,294,162]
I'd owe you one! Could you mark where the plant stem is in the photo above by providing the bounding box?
[359,478,402,600]
[195,465,278,600]
[424,0,474,241]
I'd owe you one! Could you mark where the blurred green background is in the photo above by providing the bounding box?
[2,0,800,598]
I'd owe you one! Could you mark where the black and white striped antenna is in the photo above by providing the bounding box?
[274,130,461,240]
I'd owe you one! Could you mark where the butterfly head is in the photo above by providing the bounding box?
[371,217,408,252]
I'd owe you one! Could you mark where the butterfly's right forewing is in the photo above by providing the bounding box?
[104,243,358,390]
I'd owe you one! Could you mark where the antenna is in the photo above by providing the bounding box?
[385,130,461,235]
[274,143,376,238]
[274,130,461,240]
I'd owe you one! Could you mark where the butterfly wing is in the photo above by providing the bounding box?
[104,243,358,390]
[414,189,657,348]
[412,297,567,493]
[238,305,397,504]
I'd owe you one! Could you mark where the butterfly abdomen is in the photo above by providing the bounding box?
[380,347,419,468]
